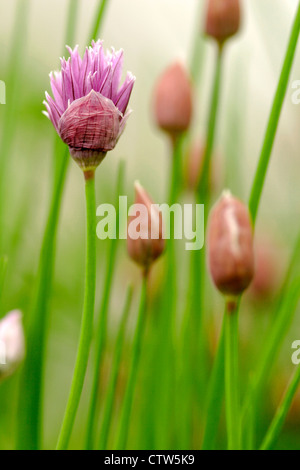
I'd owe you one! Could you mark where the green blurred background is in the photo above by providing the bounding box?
[0,0,300,450]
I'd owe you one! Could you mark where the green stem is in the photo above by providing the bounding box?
[16,146,68,450]
[85,161,125,450]
[224,60,247,197]
[154,137,182,449]
[186,50,223,438]
[98,284,133,450]
[168,135,183,205]
[116,275,147,450]
[249,2,300,225]
[181,0,206,177]
[189,1,206,84]
[0,256,8,311]
[225,299,240,450]
[89,0,110,43]
[202,316,225,450]
[281,230,300,292]
[197,46,223,203]
[166,136,182,329]
[254,279,300,401]
[0,0,29,252]
[242,277,300,446]
[56,172,96,450]
[16,0,81,448]
[241,7,300,441]
[65,0,80,46]
[261,365,300,450]
[195,45,223,352]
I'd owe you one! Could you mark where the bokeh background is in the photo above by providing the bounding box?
[0,0,300,449]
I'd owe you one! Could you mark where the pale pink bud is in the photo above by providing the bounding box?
[205,0,241,45]
[207,191,254,296]
[127,182,165,273]
[153,62,193,138]
[0,310,25,380]
[58,90,122,170]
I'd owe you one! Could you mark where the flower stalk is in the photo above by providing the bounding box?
[89,0,110,45]
[188,48,223,411]
[201,317,225,449]
[16,145,69,450]
[56,172,96,450]
[116,275,148,449]
[224,298,240,450]
[260,365,300,450]
[85,161,125,450]
[197,46,223,203]
[65,0,80,48]
[16,0,82,449]
[98,284,133,450]
[0,0,29,252]
[241,4,300,444]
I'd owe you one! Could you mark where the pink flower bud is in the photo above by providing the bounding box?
[153,62,193,138]
[127,182,165,273]
[207,191,254,296]
[58,90,122,170]
[205,0,241,45]
[0,310,25,380]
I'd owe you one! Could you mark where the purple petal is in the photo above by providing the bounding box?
[68,45,82,100]
[50,72,64,113]
[115,72,136,114]
[43,96,61,131]
[99,64,113,99]
[110,49,124,101]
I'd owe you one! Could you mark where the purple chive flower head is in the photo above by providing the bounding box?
[44,40,135,171]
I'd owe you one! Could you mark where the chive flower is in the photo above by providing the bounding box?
[44,40,135,171]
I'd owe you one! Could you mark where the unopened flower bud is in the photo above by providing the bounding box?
[153,62,193,138]
[205,0,241,45]
[0,310,25,380]
[127,182,165,273]
[207,191,254,296]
